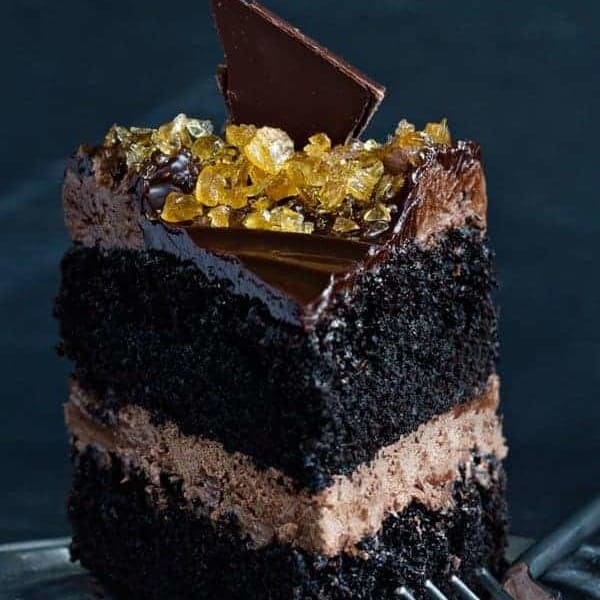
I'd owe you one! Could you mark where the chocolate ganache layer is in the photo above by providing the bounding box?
[63,139,486,324]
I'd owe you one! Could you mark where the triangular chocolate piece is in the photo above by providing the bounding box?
[210,0,386,146]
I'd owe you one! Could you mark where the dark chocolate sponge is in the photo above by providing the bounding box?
[55,226,498,491]
[69,446,508,600]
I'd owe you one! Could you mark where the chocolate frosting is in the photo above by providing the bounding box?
[210,0,385,146]
[62,141,486,325]
[62,0,487,326]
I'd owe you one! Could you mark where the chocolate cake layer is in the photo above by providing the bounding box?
[56,222,498,490]
[66,376,505,556]
[69,445,507,600]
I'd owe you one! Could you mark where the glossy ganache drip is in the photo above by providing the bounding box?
[138,150,200,211]
[137,168,379,305]
[182,227,374,305]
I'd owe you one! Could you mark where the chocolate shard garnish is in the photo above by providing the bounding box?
[210,0,386,146]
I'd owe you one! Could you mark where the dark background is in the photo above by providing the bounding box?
[1,0,598,543]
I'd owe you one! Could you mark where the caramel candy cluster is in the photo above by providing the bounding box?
[104,114,451,239]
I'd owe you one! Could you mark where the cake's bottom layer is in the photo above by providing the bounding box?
[69,446,507,600]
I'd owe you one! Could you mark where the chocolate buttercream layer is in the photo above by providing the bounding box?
[62,140,486,323]
[56,224,498,491]
[66,376,505,556]
[69,444,508,600]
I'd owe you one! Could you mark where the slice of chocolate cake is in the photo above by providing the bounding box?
[55,1,508,598]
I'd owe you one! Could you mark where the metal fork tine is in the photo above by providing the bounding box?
[425,579,450,600]
[397,567,516,600]
[450,575,481,600]
[476,567,516,600]
[395,585,418,600]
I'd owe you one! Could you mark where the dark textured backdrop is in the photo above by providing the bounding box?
[1,0,598,543]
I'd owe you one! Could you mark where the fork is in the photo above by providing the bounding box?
[396,494,600,600]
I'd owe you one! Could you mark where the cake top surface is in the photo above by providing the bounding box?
[70,126,482,322]
[104,114,452,243]
[63,0,486,324]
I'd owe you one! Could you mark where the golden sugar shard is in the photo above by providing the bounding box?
[129,127,154,140]
[184,118,213,140]
[304,133,332,158]
[374,174,405,203]
[244,127,295,175]
[298,186,321,209]
[318,177,348,211]
[207,206,230,228]
[302,221,315,234]
[226,187,252,210]
[171,113,194,138]
[363,203,392,222]
[191,135,226,163]
[270,206,305,233]
[264,173,298,202]
[161,192,203,223]
[154,114,191,155]
[285,156,326,188]
[423,118,451,145]
[394,119,425,150]
[248,164,271,190]
[153,128,177,155]
[243,209,271,230]
[195,164,250,209]
[332,216,360,234]
[224,163,255,209]
[346,160,385,202]
[363,139,380,151]
[195,165,228,207]
[252,197,272,212]
[125,143,153,169]
[129,127,154,151]
[226,124,258,149]
[104,125,132,147]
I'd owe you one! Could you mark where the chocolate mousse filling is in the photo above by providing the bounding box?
[66,376,506,556]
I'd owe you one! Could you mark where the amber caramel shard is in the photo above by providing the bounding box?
[102,114,452,241]
[243,127,295,174]
[161,192,204,223]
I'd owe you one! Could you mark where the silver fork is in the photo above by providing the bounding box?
[394,567,514,600]
[395,494,600,600]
